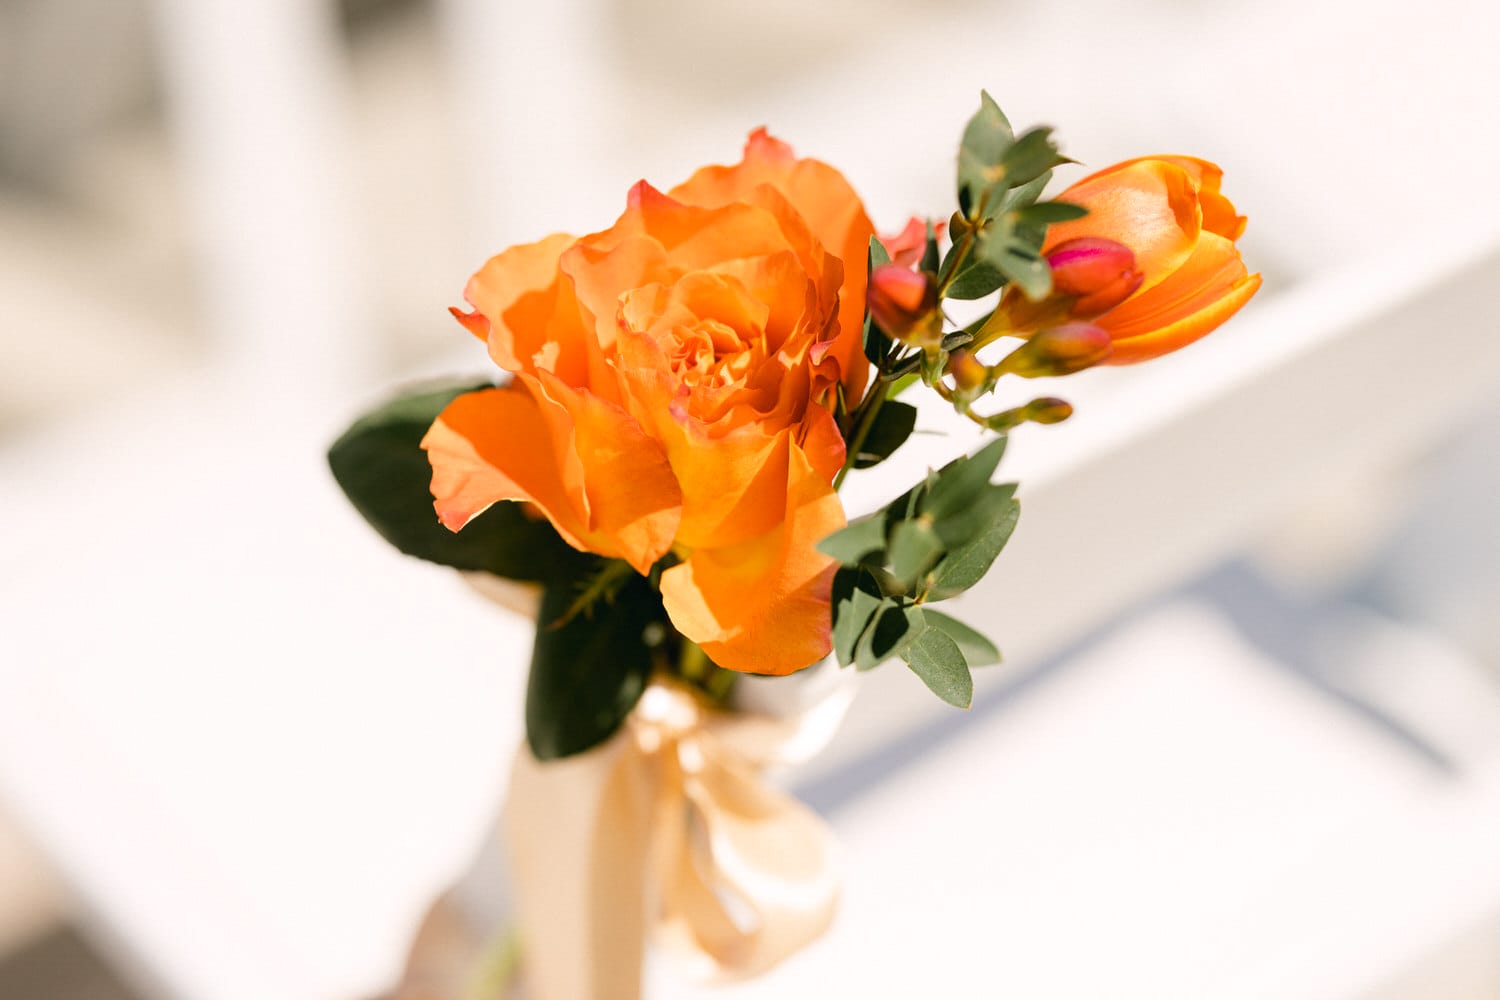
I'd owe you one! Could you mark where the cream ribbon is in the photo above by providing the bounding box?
[504,677,845,1000]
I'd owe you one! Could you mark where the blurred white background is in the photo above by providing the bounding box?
[3,0,1500,997]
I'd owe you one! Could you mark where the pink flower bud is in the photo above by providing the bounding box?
[1000,322,1113,377]
[867,264,941,346]
[1046,237,1144,318]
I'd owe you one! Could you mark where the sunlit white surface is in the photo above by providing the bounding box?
[3,0,1500,995]
[653,604,1500,999]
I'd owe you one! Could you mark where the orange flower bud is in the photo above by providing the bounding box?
[1041,156,1261,364]
[1022,396,1074,424]
[1046,238,1144,318]
[867,263,941,347]
[946,349,989,394]
[999,323,1113,378]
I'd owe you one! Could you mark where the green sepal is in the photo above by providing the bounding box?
[900,627,973,708]
[919,609,1001,667]
[328,379,588,583]
[525,571,663,760]
[853,401,918,469]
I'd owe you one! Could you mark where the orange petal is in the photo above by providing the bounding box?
[1045,159,1201,295]
[1104,271,1262,364]
[421,385,590,546]
[528,370,684,573]
[660,442,845,675]
[462,232,597,385]
[669,129,876,403]
[1101,231,1247,338]
[421,379,682,574]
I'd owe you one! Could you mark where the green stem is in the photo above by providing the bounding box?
[833,388,888,491]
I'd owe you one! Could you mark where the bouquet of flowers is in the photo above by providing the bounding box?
[330,92,1258,999]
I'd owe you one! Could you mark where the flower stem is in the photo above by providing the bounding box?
[833,387,888,491]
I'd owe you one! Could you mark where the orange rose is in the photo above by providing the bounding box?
[1040,156,1261,364]
[420,131,877,675]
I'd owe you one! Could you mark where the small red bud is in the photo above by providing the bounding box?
[1000,322,1114,377]
[867,264,941,347]
[1046,238,1144,318]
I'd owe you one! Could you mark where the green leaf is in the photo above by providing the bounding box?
[931,482,1017,550]
[888,520,944,587]
[919,221,941,275]
[864,236,894,366]
[991,247,1053,301]
[957,90,1014,216]
[996,127,1069,189]
[920,436,1008,522]
[901,627,973,708]
[328,380,589,583]
[995,172,1052,213]
[855,603,925,672]
[925,495,1021,601]
[919,609,1001,667]
[817,514,887,566]
[1013,200,1088,226]
[831,568,884,667]
[526,573,662,759]
[853,401,918,469]
[944,259,1005,300]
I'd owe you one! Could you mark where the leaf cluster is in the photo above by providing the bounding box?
[945,91,1084,304]
[817,437,1019,708]
[328,379,667,760]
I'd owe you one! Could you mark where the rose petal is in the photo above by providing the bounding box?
[422,379,682,574]
[660,441,844,675]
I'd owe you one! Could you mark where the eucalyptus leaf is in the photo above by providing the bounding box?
[831,568,884,667]
[925,496,1021,601]
[920,609,1001,667]
[855,603,925,672]
[920,436,1008,522]
[854,401,918,469]
[817,514,887,567]
[526,573,662,760]
[328,379,588,583]
[901,627,973,708]
[888,520,945,587]
[931,482,1018,550]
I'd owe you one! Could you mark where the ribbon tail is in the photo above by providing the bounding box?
[657,739,839,980]
[504,735,657,1000]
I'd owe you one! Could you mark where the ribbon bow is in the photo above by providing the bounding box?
[505,677,845,999]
